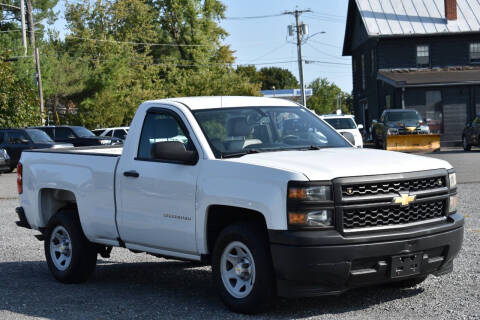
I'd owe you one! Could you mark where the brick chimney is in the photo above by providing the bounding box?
[445,0,457,21]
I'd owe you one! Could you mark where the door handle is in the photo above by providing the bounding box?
[123,170,139,178]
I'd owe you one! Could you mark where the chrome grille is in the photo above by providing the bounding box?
[342,176,446,198]
[343,200,445,230]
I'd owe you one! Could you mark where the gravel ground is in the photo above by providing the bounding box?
[0,151,479,319]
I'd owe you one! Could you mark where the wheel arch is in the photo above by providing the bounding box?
[205,205,268,255]
[39,188,78,227]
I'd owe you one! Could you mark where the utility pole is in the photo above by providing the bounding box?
[25,0,45,124]
[20,0,27,56]
[34,48,45,124]
[25,0,35,48]
[285,9,311,106]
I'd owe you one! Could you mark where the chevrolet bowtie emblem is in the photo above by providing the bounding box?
[393,193,416,207]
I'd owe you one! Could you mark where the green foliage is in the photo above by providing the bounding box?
[258,67,299,90]
[306,78,352,115]
[0,56,40,127]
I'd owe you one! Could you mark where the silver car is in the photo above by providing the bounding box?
[0,149,10,173]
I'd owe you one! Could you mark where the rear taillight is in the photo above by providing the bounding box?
[17,162,23,194]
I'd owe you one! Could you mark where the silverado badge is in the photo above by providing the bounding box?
[393,193,416,207]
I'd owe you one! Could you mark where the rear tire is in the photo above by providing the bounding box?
[463,136,471,151]
[44,209,97,283]
[389,275,428,288]
[212,222,275,314]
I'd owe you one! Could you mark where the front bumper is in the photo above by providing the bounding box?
[269,213,464,298]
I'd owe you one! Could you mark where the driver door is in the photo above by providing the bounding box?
[116,108,199,255]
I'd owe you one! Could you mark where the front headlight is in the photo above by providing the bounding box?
[287,183,334,229]
[289,210,333,227]
[449,195,458,214]
[387,128,398,135]
[288,185,332,201]
[449,172,457,189]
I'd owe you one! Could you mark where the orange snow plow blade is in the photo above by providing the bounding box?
[386,134,441,153]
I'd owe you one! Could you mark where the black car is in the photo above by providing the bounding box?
[462,114,480,151]
[31,126,122,147]
[372,109,430,148]
[0,128,72,172]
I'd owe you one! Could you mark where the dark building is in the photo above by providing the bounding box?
[343,0,480,145]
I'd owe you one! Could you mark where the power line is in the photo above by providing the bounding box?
[225,13,285,20]
[308,39,342,49]
[304,60,350,66]
[247,42,289,63]
[66,35,212,47]
[305,42,349,61]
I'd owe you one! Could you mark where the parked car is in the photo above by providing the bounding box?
[16,97,462,314]
[372,109,431,149]
[0,148,10,173]
[0,128,72,172]
[31,126,122,147]
[92,127,129,140]
[320,114,363,148]
[462,114,480,151]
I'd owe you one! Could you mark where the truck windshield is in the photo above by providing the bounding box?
[324,118,357,130]
[193,106,351,158]
[26,129,54,143]
[72,127,95,137]
[386,111,422,122]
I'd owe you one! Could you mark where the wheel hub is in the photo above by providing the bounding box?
[234,258,252,280]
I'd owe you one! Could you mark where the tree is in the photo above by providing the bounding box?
[306,78,352,115]
[0,55,40,127]
[258,67,299,90]
[236,65,261,85]
[56,0,259,128]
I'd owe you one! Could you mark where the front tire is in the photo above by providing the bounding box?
[463,136,471,151]
[212,222,275,314]
[44,209,97,283]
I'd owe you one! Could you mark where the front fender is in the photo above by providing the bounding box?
[195,160,307,254]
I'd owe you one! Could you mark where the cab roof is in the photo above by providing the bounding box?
[145,96,301,110]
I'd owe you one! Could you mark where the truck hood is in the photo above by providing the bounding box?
[228,148,452,181]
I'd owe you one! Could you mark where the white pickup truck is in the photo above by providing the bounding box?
[16,97,463,313]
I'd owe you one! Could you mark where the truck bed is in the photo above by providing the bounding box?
[20,146,122,244]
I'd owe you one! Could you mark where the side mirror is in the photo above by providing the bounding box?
[357,124,364,130]
[151,141,198,165]
[341,132,356,146]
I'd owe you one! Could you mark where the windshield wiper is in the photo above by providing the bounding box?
[221,149,262,159]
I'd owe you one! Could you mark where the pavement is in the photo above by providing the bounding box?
[0,150,479,319]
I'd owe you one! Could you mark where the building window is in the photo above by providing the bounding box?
[470,43,480,63]
[361,54,365,90]
[371,49,375,74]
[416,45,430,67]
[385,95,391,109]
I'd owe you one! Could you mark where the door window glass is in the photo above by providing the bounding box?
[138,112,191,160]
[55,127,76,139]
[113,129,127,139]
[7,131,30,144]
